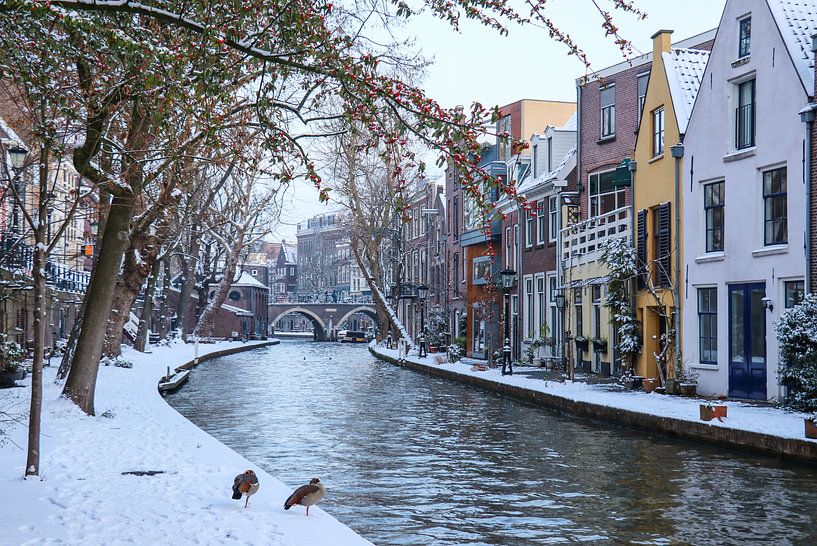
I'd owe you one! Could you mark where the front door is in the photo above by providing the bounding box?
[728,283,767,399]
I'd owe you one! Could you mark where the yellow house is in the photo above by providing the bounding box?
[633,30,710,381]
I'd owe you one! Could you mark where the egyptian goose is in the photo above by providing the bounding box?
[232,470,260,508]
[283,478,325,516]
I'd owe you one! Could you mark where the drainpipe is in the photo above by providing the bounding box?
[558,190,579,379]
[802,109,814,293]
[670,143,684,377]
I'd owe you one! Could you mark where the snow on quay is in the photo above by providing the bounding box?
[0,341,372,546]
[370,343,817,455]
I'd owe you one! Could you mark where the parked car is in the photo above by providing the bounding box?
[336,329,347,341]
[341,331,367,343]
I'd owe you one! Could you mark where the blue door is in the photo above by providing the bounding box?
[728,283,767,399]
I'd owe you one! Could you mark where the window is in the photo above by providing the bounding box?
[547,137,553,171]
[784,280,805,308]
[739,16,751,58]
[600,85,616,138]
[251,269,258,276]
[653,203,672,287]
[736,79,755,150]
[525,277,535,339]
[589,171,626,217]
[453,252,460,297]
[525,209,534,248]
[537,201,546,245]
[637,73,649,121]
[574,288,584,337]
[473,256,492,284]
[548,275,557,339]
[532,144,538,177]
[498,115,512,160]
[704,181,725,252]
[505,226,512,268]
[592,285,602,340]
[763,167,787,245]
[513,225,519,270]
[536,275,546,339]
[652,107,665,157]
[549,196,558,243]
[698,287,718,364]
[453,197,459,240]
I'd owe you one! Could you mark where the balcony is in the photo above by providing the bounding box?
[560,206,631,266]
[0,238,91,293]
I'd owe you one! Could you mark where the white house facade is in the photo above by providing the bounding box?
[682,0,814,400]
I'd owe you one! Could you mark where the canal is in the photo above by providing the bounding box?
[166,341,817,545]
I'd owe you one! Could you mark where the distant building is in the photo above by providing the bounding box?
[296,212,346,302]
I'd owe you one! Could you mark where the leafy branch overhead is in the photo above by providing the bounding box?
[0,0,645,209]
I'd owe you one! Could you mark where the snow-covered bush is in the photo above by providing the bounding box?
[599,238,641,371]
[0,337,26,373]
[447,343,463,362]
[101,356,134,369]
[775,293,817,413]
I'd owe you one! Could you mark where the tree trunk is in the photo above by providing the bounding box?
[176,225,200,341]
[134,258,161,352]
[26,245,46,477]
[62,194,135,415]
[193,230,246,338]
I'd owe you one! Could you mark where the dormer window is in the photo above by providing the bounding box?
[739,16,751,58]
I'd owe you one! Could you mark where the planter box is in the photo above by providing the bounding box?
[642,378,658,393]
[680,383,697,397]
[575,340,589,352]
[805,419,817,440]
[700,404,728,422]
[428,346,438,353]
[0,370,26,388]
[592,342,608,352]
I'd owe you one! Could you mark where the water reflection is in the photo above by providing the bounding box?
[167,341,817,545]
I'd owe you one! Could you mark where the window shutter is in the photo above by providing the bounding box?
[636,209,647,289]
[658,202,671,287]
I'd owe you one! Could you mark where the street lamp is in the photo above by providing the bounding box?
[417,284,428,357]
[499,268,516,375]
[4,145,28,240]
[7,145,28,170]
[554,289,568,379]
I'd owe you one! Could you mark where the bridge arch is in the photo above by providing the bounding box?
[336,306,379,331]
[270,307,328,340]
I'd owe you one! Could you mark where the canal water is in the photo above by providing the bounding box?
[166,341,817,545]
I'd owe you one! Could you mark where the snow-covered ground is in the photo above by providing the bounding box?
[0,341,372,546]
[372,344,817,443]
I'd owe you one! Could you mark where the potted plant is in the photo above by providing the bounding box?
[699,402,728,422]
[678,368,699,397]
[642,377,658,393]
[574,335,589,352]
[426,330,441,353]
[591,337,608,352]
[619,369,644,390]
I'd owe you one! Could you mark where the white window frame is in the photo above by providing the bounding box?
[505,226,512,268]
[524,275,535,340]
[547,273,558,340]
[525,209,534,249]
[600,84,616,139]
[549,196,558,243]
[536,200,546,245]
[513,224,519,270]
[535,273,546,341]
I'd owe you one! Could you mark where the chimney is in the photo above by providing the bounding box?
[651,29,674,58]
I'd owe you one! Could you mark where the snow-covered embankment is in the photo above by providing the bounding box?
[0,340,373,546]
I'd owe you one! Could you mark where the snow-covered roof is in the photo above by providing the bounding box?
[767,0,817,93]
[516,146,577,196]
[220,303,254,317]
[662,48,710,134]
[232,270,268,289]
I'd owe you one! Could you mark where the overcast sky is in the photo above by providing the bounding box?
[272,0,727,242]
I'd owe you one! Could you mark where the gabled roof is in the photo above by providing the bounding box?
[514,146,577,199]
[232,270,268,289]
[663,48,710,134]
[767,0,817,94]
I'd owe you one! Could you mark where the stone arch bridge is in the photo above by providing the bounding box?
[268,303,378,341]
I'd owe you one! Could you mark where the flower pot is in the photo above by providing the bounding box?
[533,357,543,368]
[575,339,589,352]
[642,378,658,393]
[700,404,728,422]
[805,419,817,440]
[428,346,438,353]
[680,383,697,397]
[664,378,681,395]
